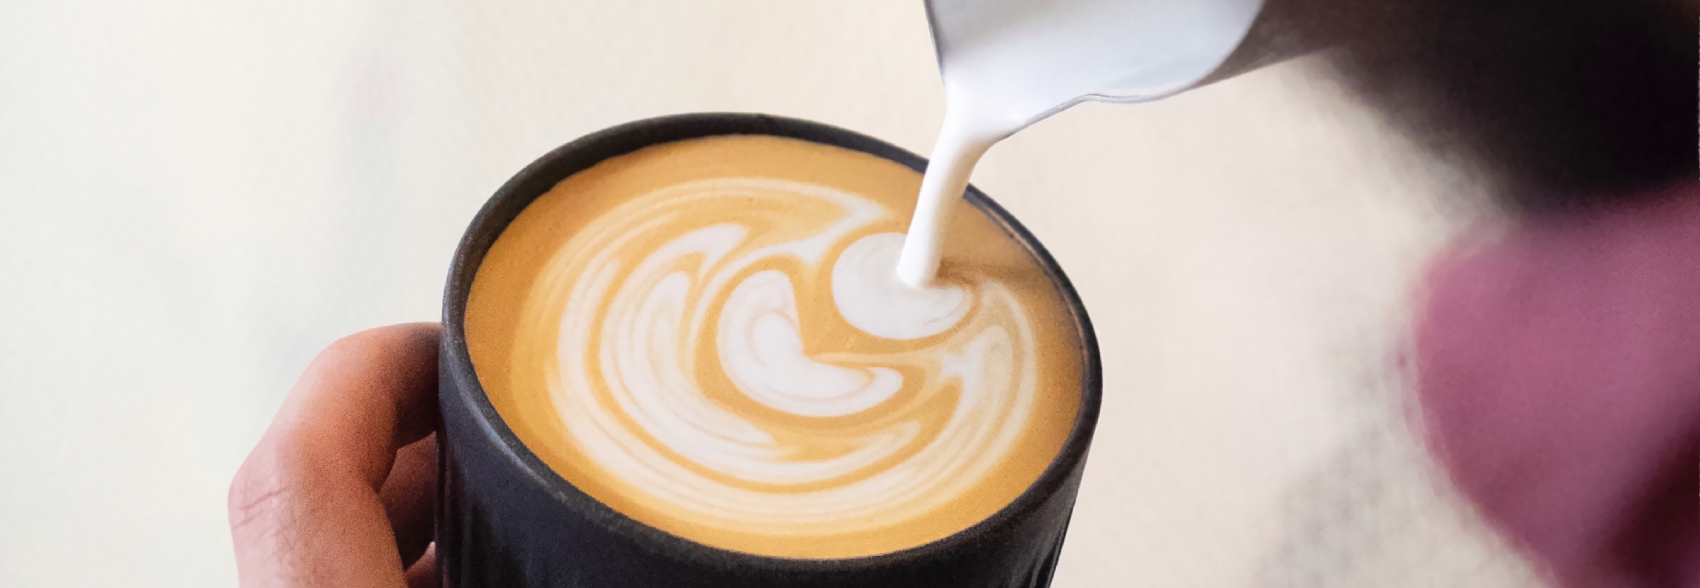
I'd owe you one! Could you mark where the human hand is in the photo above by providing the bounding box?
[229,324,442,587]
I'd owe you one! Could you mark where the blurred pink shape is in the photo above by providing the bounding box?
[1417,183,1700,587]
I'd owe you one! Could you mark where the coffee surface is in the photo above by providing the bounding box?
[465,135,1082,559]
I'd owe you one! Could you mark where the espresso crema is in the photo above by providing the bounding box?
[465,135,1083,559]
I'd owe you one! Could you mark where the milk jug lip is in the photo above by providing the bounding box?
[923,0,1271,126]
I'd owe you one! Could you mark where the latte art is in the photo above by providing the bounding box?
[467,136,1081,558]
[551,176,1034,515]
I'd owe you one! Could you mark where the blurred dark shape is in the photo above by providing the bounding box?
[1319,0,1696,214]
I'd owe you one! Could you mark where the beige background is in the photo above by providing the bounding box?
[0,1,1545,585]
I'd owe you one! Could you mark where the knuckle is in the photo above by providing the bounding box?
[316,323,438,368]
[228,451,286,535]
[316,331,386,365]
[228,433,312,536]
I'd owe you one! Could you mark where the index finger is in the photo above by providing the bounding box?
[229,323,441,588]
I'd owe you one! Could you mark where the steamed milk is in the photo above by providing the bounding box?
[897,0,1264,286]
[465,136,1083,559]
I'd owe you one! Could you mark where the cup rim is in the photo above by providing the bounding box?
[441,112,1103,574]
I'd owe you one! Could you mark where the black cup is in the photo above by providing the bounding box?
[438,113,1102,587]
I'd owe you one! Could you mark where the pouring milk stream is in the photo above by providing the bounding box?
[897,0,1269,287]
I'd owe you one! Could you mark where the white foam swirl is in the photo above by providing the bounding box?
[835,232,971,340]
[541,177,1041,535]
[720,270,905,418]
